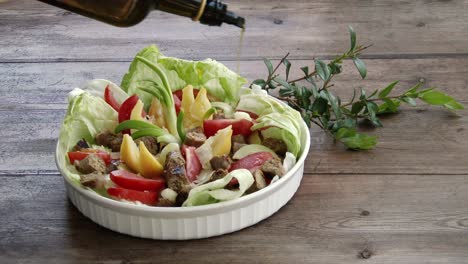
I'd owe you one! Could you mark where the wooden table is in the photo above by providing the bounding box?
[1,0,468,263]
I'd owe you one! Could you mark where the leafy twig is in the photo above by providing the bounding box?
[250,26,464,150]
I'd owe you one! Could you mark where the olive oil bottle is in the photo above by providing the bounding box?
[37,0,245,28]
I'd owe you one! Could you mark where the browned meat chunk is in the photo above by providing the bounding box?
[246,170,267,194]
[156,198,176,207]
[232,142,247,154]
[74,154,106,174]
[79,172,106,189]
[184,127,206,147]
[232,134,246,144]
[163,151,191,200]
[105,160,120,174]
[95,131,123,152]
[213,110,226,120]
[135,136,158,155]
[210,169,228,182]
[210,155,231,170]
[261,158,285,178]
[262,138,288,156]
[72,138,90,151]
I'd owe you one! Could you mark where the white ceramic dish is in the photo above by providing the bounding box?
[56,103,311,240]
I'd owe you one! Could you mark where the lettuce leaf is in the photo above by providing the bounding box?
[58,84,119,184]
[183,169,254,206]
[121,45,247,105]
[237,86,307,157]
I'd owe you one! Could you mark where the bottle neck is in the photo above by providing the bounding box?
[155,0,245,28]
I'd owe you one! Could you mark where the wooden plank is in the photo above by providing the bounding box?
[1,0,468,61]
[2,58,468,106]
[1,173,468,263]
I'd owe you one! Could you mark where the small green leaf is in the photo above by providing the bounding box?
[315,59,331,81]
[348,26,357,51]
[352,57,367,79]
[366,102,382,127]
[368,89,379,99]
[351,101,365,114]
[444,100,464,110]
[273,77,292,89]
[301,66,309,76]
[401,96,417,106]
[378,81,399,99]
[283,58,291,80]
[378,98,400,114]
[252,79,266,88]
[322,90,341,119]
[310,97,328,115]
[418,90,464,110]
[263,58,274,75]
[403,81,423,98]
[359,88,366,100]
[335,128,377,150]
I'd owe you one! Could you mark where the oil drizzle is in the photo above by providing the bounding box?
[236,27,245,73]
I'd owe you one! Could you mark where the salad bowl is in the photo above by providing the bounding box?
[56,46,311,240]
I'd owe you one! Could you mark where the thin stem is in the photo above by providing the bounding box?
[341,95,401,107]
[265,53,290,89]
[288,70,317,84]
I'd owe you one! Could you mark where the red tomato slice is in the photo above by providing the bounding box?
[184,146,202,182]
[107,187,158,205]
[118,95,139,123]
[203,119,254,138]
[173,94,181,115]
[110,170,166,192]
[104,85,121,111]
[68,151,111,165]
[229,152,274,172]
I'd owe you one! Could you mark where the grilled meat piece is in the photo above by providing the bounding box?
[135,136,158,155]
[95,131,123,152]
[72,138,90,151]
[74,154,106,174]
[184,127,207,147]
[210,155,231,170]
[232,134,246,144]
[156,198,176,207]
[246,169,267,194]
[210,169,228,182]
[232,142,247,154]
[213,110,226,120]
[262,138,288,157]
[261,158,285,178]
[79,172,106,189]
[163,151,191,197]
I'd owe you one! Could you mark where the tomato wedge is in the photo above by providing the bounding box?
[68,151,111,165]
[118,95,139,123]
[229,151,274,172]
[203,119,254,138]
[104,85,121,111]
[110,170,166,192]
[184,146,202,182]
[173,94,181,114]
[107,187,158,205]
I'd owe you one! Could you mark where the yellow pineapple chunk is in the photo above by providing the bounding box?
[139,141,164,178]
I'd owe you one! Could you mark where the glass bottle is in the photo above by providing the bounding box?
[37,0,245,28]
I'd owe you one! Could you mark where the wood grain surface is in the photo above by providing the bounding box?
[1,0,468,263]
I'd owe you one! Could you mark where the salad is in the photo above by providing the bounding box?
[57,45,307,207]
